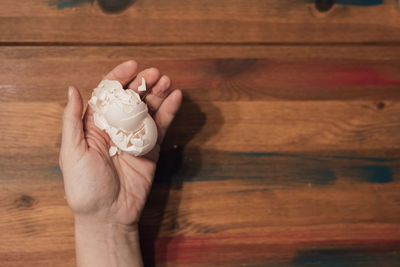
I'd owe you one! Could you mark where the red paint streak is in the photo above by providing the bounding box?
[267,61,400,87]
[141,225,400,264]
[152,236,293,264]
[321,66,400,87]
[174,60,400,97]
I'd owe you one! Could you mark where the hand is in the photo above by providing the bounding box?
[59,60,182,267]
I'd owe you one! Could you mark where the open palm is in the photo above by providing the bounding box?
[59,60,182,226]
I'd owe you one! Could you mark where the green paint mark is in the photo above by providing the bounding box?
[348,165,393,183]
[322,155,388,162]
[236,152,388,163]
[48,0,93,9]
[293,249,400,266]
[336,0,383,6]
[305,0,383,6]
[228,188,272,194]
[49,165,62,175]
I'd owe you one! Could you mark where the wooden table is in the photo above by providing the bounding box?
[1,0,400,266]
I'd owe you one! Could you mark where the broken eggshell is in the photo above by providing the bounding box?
[88,79,157,157]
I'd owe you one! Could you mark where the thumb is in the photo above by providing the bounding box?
[61,86,86,157]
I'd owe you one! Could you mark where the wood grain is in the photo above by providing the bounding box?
[2,100,400,157]
[1,44,400,265]
[1,46,400,103]
[0,0,399,44]
[1,0,400,262]
[1,169,400,265]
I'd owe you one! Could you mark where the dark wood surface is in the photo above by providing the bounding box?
[0,0,400,44]
[1,1,400,266]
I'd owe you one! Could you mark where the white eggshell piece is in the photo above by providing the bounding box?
[109,146,118,157]
[138,77,146,92]
[122,114,158,156]
[88,79,158,157]
[93,113,108,130]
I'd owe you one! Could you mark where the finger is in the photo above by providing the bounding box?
[104,60,138,87]
[127,67,161,94]
[83,105,111,145]
[143,75,172,113]
[153,89,183,144]
[61,86,86,157]
[83,105,95,132]
[83,106,97,132]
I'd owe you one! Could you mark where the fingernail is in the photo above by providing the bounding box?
[68,86,73,101]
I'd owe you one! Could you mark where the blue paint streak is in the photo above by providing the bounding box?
[336,0,383,6]
[48,0,93,9]
[293,249,400,266]
[168,157,337,185]
[233,152,327,162]
[233,152,393,184]
[150,150,396,185]
[236,152,388,163]
[312,169,336,184]
[228,188,272,194]
[237,152,312,158]
[304,0,383,6]
[49,165,61,175]
[322,155,388,163]
[238,152,289,157]
[349,165,393,183]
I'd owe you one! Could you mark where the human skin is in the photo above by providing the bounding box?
[59,60,182,267]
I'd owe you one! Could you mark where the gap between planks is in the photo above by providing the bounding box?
[2,42,400,47]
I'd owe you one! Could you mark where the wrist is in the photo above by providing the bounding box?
[74,216,143,267]
[75,216,139,236]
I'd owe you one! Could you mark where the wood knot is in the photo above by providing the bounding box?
[376,102,385,110]
[14,194,35,209]
[98,0,135,13]
[315,0,335,12]
[215,59,257,77]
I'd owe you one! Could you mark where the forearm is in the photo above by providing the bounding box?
[74,217,143,267]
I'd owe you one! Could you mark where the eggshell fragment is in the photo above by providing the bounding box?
[88,79,158,157]
[109,146,118,157]
[138,77,146,92]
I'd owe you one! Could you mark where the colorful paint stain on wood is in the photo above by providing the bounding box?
[48,0,93,9]
[154,150,395,185]
[2,54,400,103]
[1,0,400,265]
[1,0,400,43]
[336,0,383,6]
[293,248,400,266]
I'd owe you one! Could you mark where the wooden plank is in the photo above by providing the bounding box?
[1,45,400,266]
[3,161,399,237]
[1,154,400,266]
[1,46,400,103]
[1,100,400,157]
[2,146,400,183]
[0,0,399,43]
